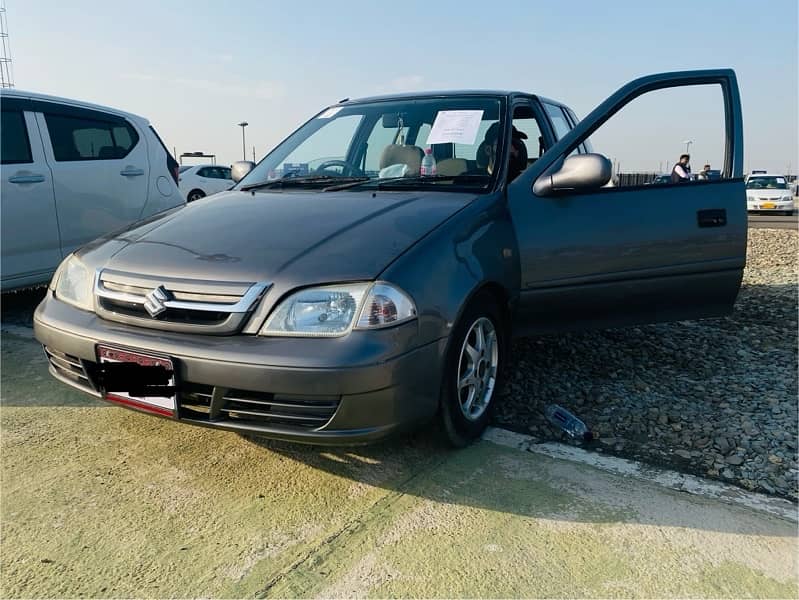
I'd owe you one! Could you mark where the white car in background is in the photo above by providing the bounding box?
[1,89,184,292]
[745,173,795,215]
[178,165,233,202]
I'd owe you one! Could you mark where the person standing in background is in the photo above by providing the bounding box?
[671,154,692,183]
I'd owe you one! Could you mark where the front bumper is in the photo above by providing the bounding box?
[34,293,447,444]
[747,201,794,212]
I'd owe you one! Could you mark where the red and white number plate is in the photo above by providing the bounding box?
[97,345,176,417]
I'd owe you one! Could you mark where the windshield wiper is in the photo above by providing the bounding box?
[241,175,370,192]
[322,174,489,192]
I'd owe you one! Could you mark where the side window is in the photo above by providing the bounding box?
[563,106,591,154]
[73,126,113,157]
[512,104,544,161]
[196,167,211,178]
[44,113,139,161]
[111,125,133,150]
[543,102,580,157]
[567,85,728,189]
[220,167,232,180]
[543,103,572,141]
[1,111,32,164]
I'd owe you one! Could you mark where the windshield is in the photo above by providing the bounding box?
[237,96,505,191]
[746,176,787,190]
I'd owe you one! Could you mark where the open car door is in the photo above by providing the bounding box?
[507,69,746,335]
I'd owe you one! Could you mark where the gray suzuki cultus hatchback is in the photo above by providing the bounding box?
[34,70,747,446]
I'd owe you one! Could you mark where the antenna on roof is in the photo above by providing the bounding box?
[0,0,13,88]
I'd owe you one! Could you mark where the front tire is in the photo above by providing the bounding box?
[439,292,506,447]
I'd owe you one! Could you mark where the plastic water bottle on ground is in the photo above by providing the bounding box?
[544,404,593,441]
[420,148,437,176]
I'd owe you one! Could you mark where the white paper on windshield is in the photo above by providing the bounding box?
[777,177,786,184]
[318,106,343,119]
[426,110,484,145]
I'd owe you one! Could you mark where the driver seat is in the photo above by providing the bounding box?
[379,144,423,175]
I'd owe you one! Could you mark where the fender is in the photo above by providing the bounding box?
[380,191,521,347]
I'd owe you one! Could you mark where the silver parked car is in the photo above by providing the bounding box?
[34,70,747,446]
[1,90,183,291]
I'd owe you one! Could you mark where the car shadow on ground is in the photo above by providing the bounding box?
[239,427,794,537]
[1,286,47,327]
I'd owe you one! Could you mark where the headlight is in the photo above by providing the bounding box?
[52,255,94,312]
[260,282,416,337]
[781,196,792,202]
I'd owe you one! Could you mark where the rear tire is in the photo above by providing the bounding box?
[187,189,206,202]
[439,291,506,447]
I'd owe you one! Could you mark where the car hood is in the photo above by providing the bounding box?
[97,189,474,285]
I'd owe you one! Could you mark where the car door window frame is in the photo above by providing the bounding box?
[43,111,140,162]
[526,70,743,197]
[520,96,558,153]
[510,97,548,167]
[561,106,590,154]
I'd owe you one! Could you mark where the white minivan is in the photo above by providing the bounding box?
[1,89,185,291]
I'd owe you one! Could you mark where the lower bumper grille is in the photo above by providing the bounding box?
[42,346,339,430]
[179,383,340,430]
[44,346,99,395]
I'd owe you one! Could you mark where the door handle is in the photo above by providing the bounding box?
[8,174,46,184]
[697,209,727,228]
[120,168,144,177]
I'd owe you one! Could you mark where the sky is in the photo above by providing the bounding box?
[6,0,798,174]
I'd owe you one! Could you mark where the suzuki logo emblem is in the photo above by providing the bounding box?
[143,285,171,317]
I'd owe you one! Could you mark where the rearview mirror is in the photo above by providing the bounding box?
[533,153,612,196]
[231,161,256,183]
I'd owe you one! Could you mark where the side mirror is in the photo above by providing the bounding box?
[230,161,256,183]
[533,153,612,196]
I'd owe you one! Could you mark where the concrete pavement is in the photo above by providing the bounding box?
[1,321,797,598]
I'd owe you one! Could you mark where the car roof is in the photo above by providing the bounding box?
[342,89,528,104]
[0,88,146,122]
[747,173,784,177]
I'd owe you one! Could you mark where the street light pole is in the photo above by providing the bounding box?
[238,121,248,161]
[683,139,693,154]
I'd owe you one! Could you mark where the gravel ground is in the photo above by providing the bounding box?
[495,228,798,502]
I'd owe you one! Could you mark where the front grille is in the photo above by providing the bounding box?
[44,346,98,395]
[178,383,340,430]
[99,298,231,326]
[94,269,269,335]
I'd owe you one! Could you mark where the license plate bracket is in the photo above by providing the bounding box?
[97,345,177,417]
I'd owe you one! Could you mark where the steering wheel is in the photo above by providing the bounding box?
[314,159,365,177]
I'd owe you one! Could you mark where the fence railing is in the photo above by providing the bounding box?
[616,172,659,186]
